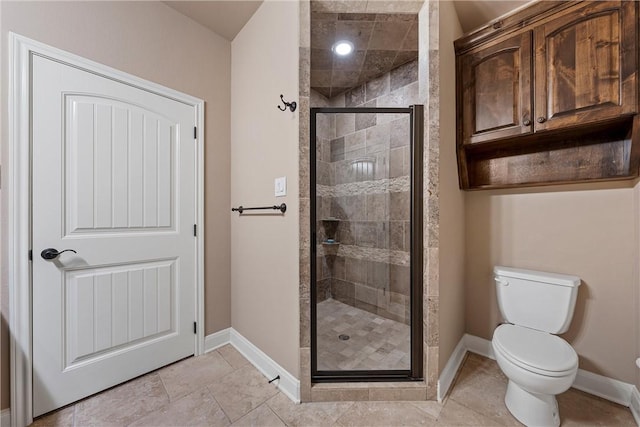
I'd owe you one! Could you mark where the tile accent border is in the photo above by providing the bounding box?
[447,333,640,411]
[1,408,10,427]
[204,328,301,404]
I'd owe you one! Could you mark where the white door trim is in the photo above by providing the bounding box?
[7,33,205,427]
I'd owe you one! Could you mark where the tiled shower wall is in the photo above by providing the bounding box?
[313,61,419,324]
[300,0,439,402]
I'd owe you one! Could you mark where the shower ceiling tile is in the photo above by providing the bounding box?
[311,48,333,69]
[311,10,418,99]
[368,21,412,50]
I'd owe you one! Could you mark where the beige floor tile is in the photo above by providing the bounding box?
[218,345,250,369]
[130,387,230,426]
[30,405,75,427]
[159,352,235,401]
[448,357,520,426]
[267,392,355,426]
[463,353,506,380]
[231,403,286,427]
[557,388,636,426]
[335,402,438,426]
[30,342,637,427]
[208,365,280,422]
[408,400,444,420]
[74,372,169,426]
[436,399,505,426]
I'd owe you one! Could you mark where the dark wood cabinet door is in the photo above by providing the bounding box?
[459,31,533,145]
[534,1,638,132]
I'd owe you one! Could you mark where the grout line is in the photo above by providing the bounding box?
[205,385,232,425]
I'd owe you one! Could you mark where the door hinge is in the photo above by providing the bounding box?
[193,224,197,237]
[28,250,32,261]
[194,126,197,139]
[193,321,197,334]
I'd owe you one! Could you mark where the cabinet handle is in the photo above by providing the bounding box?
[523,119,531,126]
[537,116,546,123]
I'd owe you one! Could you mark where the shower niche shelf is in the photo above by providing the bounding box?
[320,218,340,247]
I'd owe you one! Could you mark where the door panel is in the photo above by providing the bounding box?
[32,54,196,416]
[534,1,637,131]
[460,31,533,144]
[64,259,177,369]
[66,95,175,234]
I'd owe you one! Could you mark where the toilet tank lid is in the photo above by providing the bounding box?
[494,266,581,287]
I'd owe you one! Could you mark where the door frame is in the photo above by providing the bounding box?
[7,33,206,426]
[309,106,424,382]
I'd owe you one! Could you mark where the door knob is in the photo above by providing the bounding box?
[41,248,77,260]
[537,116,546,123]
[523,119,531,126]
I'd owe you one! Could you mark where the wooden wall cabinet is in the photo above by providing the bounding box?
[456,0,639,189]
[460,32,533,144]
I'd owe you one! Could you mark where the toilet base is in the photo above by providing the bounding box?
[504,380,560,427]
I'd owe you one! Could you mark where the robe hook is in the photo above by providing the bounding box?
[277,94,297,112]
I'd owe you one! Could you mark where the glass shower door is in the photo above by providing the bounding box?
[310,106,423,381]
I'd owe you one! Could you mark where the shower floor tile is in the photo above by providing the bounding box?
[317,298,410,371]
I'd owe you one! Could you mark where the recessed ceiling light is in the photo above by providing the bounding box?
[332,40,354,56]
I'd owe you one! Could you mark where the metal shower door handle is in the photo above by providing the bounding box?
[41,248,77,260]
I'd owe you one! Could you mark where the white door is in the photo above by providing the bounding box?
[32,54,197,416]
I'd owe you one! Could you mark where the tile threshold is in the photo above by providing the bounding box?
[312,381,427,389]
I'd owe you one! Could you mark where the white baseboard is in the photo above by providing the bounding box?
[463,333,495,359]
[204,327,232,352]
[572,368,635,407]
[437,337,466,402]
[442,333,639,412]
[229,329,300,404]
[1,408,10,427]
[203,328,300,403]
[630,386,640,426]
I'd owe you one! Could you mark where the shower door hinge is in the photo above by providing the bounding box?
[194,126,197,139]
[193,224,197,237]
[193,322,197,334]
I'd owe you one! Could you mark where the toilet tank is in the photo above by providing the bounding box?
[494,266,581,334]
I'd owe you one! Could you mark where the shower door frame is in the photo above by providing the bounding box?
[310,105,424,382]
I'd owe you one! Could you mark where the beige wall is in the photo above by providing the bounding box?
[437,1,465,374]
[465,182,639,384]
[635,182,640,390]
[230,1,300,377]
[0,1,232,410]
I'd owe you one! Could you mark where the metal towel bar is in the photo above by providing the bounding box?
[231,203,286,214]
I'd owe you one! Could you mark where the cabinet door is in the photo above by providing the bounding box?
[459,31,533,145]
[534,1,637,132]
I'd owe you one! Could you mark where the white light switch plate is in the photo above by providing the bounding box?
[275,176,287,197]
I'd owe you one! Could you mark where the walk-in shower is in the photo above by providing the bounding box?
[310,105,423,381]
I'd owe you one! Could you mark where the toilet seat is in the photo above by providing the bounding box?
[493,324,578,377]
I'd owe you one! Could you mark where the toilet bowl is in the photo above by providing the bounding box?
[492,324,578,426]
[492,266,581,427]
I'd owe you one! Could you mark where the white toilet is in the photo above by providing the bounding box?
[492,266,581,427]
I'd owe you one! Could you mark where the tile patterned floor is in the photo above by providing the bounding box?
[317,298,410,371]
[31,349,636,426]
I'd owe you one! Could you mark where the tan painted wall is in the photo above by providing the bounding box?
[230,1,300,377]
[635,182,640,390]
[465,182,639,384]
[437,1,465,374]
[0,1,232,410]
